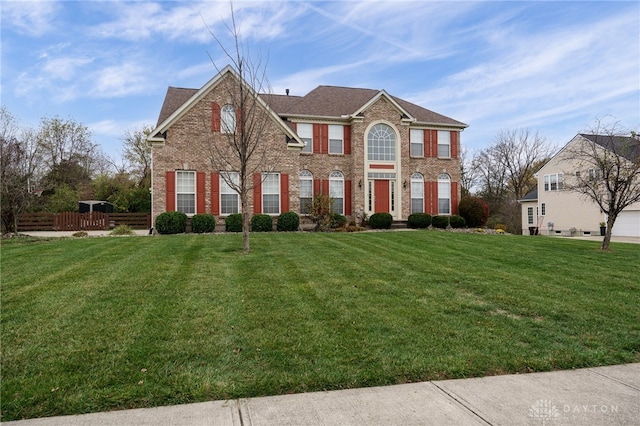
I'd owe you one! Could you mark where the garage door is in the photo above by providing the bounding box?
[612,211,640,237]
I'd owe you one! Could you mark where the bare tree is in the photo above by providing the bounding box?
[203,4,284,254]
[563,122,640,250]
[459,146,478,197]
[472,128,553,233]
[0,107,42,233]
[122,125,153,187]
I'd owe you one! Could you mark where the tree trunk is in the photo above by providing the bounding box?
[601,216,615,250]
[241,196,250,254]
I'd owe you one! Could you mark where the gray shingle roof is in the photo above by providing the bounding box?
[156,83,467,128]
[579,134,640,162]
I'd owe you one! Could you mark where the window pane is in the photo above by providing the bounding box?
[177,171,194,192]
[438,198,450,215]
[263,174,279,193]
[301,138,312,153]
[329,139,343,154]
[331,198,344,215]
[263,194,279,214]
[177,194,195,214]
[221,194,238,214]
[411,198,423,214]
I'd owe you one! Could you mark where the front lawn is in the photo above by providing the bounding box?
[1,231,639,421]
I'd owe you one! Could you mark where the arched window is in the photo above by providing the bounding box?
[411,173,424,214]
[329,171,344,215]
[367,124,396,161]
[221,104,236,133]
[438,173,451,215]
[299,170,313,214]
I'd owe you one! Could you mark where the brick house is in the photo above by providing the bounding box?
[147,65,468,226]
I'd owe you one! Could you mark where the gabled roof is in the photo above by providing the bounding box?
[155,80,467,129]
[148,65,303,147]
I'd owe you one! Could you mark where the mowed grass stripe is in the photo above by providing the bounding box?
[1,232,638,421]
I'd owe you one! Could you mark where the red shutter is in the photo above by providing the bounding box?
[313,124,321,153]
[451,131,459,158]
[313,179,321,195]
[253,173,262,214]
[291,122,297,131]
[451,182,459,214]
[322,179,329,195]
[196,172,206,214]
[211,172,220,215]
[211,103,221,132]
[345,180,352,215]
[235,107,242,133]
[424,130,430,157]
[344,125,351,155]
[321,124,328,154]
[281,173,289,212]
[424,181,430,214]
[432,181,439,214]
[166,171,176,211]
[431,130,438,158]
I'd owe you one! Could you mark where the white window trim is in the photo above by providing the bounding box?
[298,123,312,154]
[221,104,236,134]
[329,171,344,215]
[176,170,196,215]
[410,172,424,214]
[437,173,451,215]
[438,130,451,159]
[544,173,564,191]
[220,171,240,215]
[410,129,424,158]
[300,170,313,215]
[328,124,344,155]
[367,123,396,162]
[262,173,281,215]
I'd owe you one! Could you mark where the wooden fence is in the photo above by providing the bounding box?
[17,212,151,231]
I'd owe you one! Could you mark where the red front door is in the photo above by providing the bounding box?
[374,180,390,213]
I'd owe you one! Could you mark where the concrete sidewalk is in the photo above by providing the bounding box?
[4,363,639,425]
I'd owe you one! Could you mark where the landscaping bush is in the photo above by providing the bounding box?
[251,214,273,232]
[277,211,300,232]
[458,196,490,227]
[449,215,466,228]
[431,215,449,229]
[155,211,187,234]
[368,212,393,229]
[330,213,348,229]
[191,213,216,233]
[225,213,243,232]
[407,212,432,229]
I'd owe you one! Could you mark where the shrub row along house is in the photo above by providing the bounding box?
[147,65,467,227]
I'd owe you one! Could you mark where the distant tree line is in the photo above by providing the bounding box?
[1,105,152,233]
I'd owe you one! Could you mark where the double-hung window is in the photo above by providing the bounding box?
[262,173,280,214]
[220,172,239,215]
[329,125,344,154]
[176,171,195,214]
[438,173,451,215]
[410,129,424,157]
[221,104,236,134]
[299,170,313,215]
[438,131,451,158]
[411,173,424,213]
[298,123,312,153]
[527,207,534,225]
[329,171,344,215]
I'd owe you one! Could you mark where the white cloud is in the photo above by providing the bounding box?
[1,0,59,36]
[89,62,151,98]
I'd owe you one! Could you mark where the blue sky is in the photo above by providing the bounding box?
[2,1,639,162]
